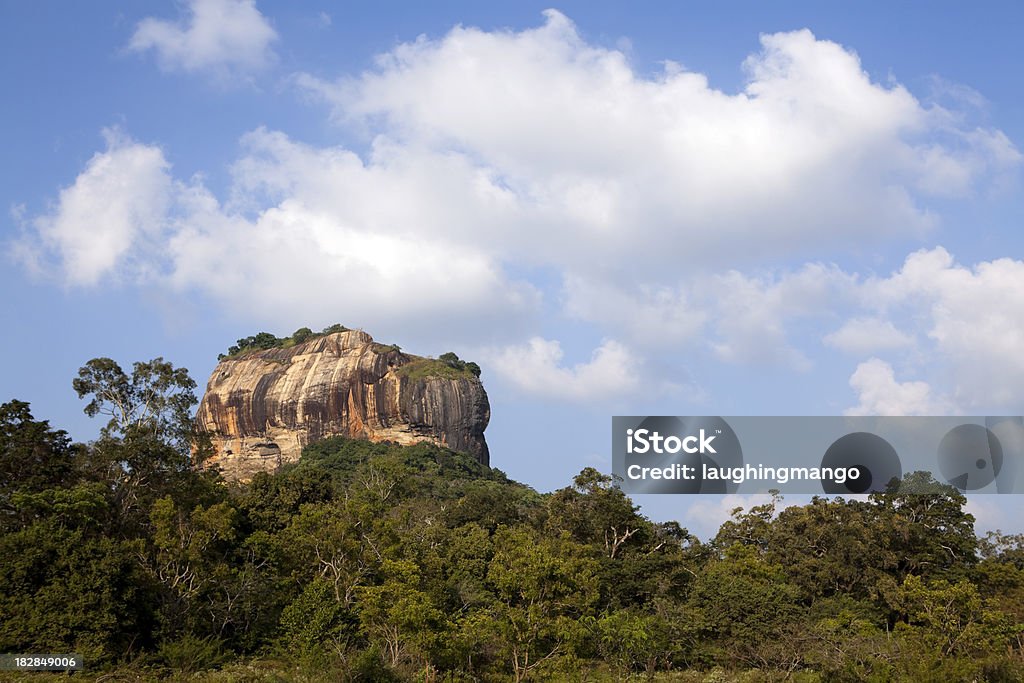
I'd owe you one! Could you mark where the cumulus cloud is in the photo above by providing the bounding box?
[707,264,856,369]
[20,129,173,285]
[299,12,1016,273]
[604,245,1024,411]
[129,0,277,78]
[859,248,1024,410]
[565,262,857,368]
[845,358,951,416]
[166,184,537,335]
[677,247,1024,412]
[824,317,915,354]
[15,128,537,340]
[486,338,641,401]
[562,276,707,349]
[17,13,1024,407]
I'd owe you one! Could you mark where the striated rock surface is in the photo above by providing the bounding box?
[196,330,489,480]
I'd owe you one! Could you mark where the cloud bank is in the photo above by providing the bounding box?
[15,12,1022,405]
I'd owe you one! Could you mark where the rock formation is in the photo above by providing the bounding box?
[196,330,489,480]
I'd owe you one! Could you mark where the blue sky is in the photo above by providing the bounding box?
[2,1,1023,537]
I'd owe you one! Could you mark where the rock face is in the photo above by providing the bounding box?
[196,330,489,480]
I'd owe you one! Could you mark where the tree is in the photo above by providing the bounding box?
[73,357,197,452]
[688,544,803,669]
[869,471,978,581]
[280,502,372,608]
[979,531,1024,568]
[437,352,482,378]
[0,400,79,512]
[766,496,887,605]
[482,526,598,681]
[291,327,314,345]
[0,516,153,662]
[890,575,1021,680]
[357,560,446,674]
[712,491,781,554]
[590,608,670,677]
[278,577,355,660]
[72,358,211,529]
[547,468,649,559]
[147,497,242,640]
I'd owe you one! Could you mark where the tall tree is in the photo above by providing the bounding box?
[73,358,211,528]
[869,471,978,581]
[0,400,78,509]
[73,357,197,452]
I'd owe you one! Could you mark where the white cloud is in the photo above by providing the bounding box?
[824,317,915,354]
[15,128,537,340]
[17,14,1024,409]
[562,275,707,349]
[299,13,1015,273]
[645,246,1024,411]
[861,248,1024,410]
[692,248,1024,413]
[564,262,858,367]
[708,263,855,369]
[845,358,951,416]
[223,128,529,254]
[21,129,172,285]
[486,337,640,401]
[21,120,1023,411]
[166,184,537,335]
[129,0,277,78]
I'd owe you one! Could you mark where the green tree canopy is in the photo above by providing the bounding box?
[72,357,197,451]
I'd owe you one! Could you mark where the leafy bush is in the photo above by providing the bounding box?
[397,353,482,381]
[157,634,228,673]
[218,324,351,359]
[438,352,482,378]
[291,327,314,344]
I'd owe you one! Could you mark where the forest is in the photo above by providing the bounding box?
[1,357,1023,682]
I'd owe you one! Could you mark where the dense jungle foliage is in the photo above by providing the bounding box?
[0,357,1022,682]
